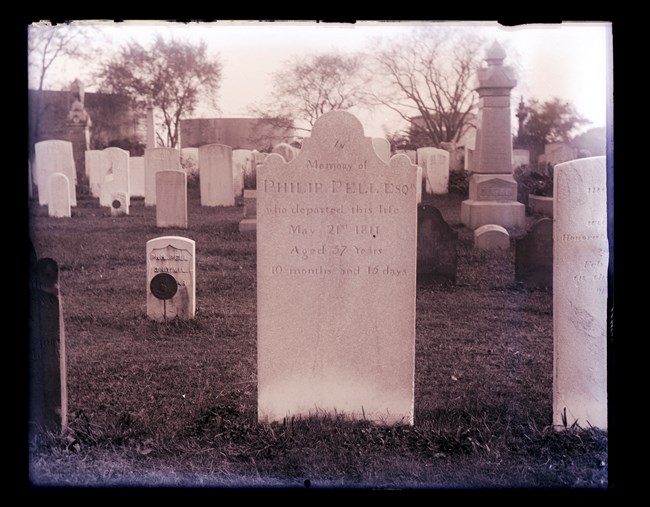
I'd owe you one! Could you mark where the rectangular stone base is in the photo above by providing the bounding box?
[238,218,257,234]
[461,199,525,230]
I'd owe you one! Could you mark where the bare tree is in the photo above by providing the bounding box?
[28,22,100,149]
[250,53,371,140]
[366,27,487,148]
[97,34,222,148]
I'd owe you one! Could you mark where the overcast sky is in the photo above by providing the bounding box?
[32,20,612,138]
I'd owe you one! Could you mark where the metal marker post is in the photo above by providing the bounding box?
[150,272,178,323]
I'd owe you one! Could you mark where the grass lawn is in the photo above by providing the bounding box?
[27,178,608,490]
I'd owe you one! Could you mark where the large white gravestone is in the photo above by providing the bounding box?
[156,170,188,228]
[99,147,130,208]
[460,42,525,230]
[146,236,196,322]
[257,110,418,425]
[198,144,235,207]
[47,173,71,218]
[232,149,254,199]
[35,140,77,206]
[145,148,180,206]
[129,157,145,197]
[553,156,608,430]
[418,148,450,195]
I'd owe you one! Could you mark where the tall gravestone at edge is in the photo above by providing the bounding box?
[461,42,525,230]
[29,257,67,434]
[553,156,608,430]
[257,110,418,425]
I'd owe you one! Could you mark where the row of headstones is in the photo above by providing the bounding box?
[406,206,553,287]
[35,139,451,221]
[32,140,267,219]
[30,154,605,434]
[252,112,607,430]
[29,161,606,438]
[31,111,606,434]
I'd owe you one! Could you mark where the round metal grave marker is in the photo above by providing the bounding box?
[112,199,121,209]
[150,273,178,300]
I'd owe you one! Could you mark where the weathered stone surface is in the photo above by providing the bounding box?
[257,111,418,425]
[29,257,67,434]
[474,224,510,250]
[110,191,129,216]
[146,236,196,321]
[99,147,130,208]
[460,42,524,230]
[198,144,235,207]
[129,157,145,197]
[35,140,77,206]
[417,148,449,195]
[155,170,187,228]
[47,173,71,218]
[145,148,180,206]
[553,156,608,430]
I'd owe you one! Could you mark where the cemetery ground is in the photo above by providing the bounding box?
[27,178,608,490]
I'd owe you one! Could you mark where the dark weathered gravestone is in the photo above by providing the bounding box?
[515,218,553,288]
[417,205,458,285]
[29,257,67,434]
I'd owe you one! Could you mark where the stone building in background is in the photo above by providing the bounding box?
[28,84,144,156]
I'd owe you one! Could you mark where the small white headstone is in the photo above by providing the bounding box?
[146,236,196,321]
[145,148,180,206]
[553,156,608,430]
[99,148,130,208]
[156,171,187,228]
[110,191,129,216]
[474,224,510,250]
[35,140,77,206]
[417,147,450,195]
[198,144,235,207]
[47,173,71,218]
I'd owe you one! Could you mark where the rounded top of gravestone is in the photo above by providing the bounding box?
[474,224,509,236]
[485,41,506,66]
[309,110,365,143]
